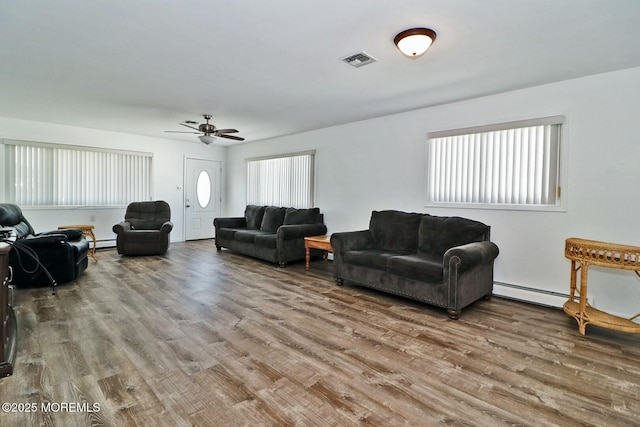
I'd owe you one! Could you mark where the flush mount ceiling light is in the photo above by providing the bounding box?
[394,28,437,59]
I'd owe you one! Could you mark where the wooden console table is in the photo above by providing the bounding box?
[563,238,640,335]
[1,243,17,377]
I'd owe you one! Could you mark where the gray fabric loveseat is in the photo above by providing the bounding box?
[214,205,327,267]
[331,210,499,319]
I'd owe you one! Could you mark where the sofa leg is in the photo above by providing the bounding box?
[447,309,461,320]
[483,293,492,301]
[279,262,286,268]
[216,245,221,252]
[335,278,344,286]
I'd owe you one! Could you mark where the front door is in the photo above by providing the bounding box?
[184,158,221,240]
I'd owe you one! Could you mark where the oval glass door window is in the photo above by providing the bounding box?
[196,170,211,208]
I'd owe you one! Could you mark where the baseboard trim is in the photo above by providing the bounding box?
[493,281,569,309]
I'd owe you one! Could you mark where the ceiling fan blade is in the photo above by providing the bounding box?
[218,134,245,141]
[164,130,201,134]
[179,122,201,131]
[215,128,239,134]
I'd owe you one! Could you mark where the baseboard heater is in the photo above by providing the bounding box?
[95,238,116,249]
[492,281,569,309]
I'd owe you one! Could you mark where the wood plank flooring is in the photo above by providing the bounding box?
[1,240,640,426]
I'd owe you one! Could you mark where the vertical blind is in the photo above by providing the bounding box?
[427,117,562,206]
[246,151,315,208]
[3,140,152,206]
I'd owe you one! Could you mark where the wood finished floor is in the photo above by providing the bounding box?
[1,240,640,426]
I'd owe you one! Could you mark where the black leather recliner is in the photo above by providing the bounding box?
[112,200,173,256]
[0,204,89,288]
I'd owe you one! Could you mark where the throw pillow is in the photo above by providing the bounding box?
[369,210,422,252]
[283,207,320,225]
[245,205,266,229]
[418,215,488,256]
[260,206,287,232]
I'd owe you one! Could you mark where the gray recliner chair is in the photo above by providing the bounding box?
[112,201,173,255]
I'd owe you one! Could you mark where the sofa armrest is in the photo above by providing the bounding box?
[40,228,84,241]
[277,223,328,240]
[444,241,499,273]
[112,221,132,235]
[330,230,373,254]
[213,217,247,229]
[15,234,69,248]
[443,241,499,316]
[160,221,173,234]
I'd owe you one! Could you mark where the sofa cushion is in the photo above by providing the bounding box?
[283,207,320,225]
[418,215,489,256]
[387,253,443,282]
[369,210,422,252]
[343,249,405,271]
[235,229,273,244]
[254,234,277,249]
[117,229,165,244]
[260,206,286,232]
[245,205,266,230]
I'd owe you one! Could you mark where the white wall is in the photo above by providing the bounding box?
[0,118,226,245]
[226,66,640,318]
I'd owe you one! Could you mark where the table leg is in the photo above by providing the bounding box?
[577,262,589,335]
[86,230,97,262]
[305,247,310,271]
[569,260,577,300]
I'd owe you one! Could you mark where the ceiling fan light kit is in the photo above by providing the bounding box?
[394,28,436,59]
[198,135,217,145]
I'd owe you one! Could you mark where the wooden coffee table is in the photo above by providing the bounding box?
[304,235,333,271]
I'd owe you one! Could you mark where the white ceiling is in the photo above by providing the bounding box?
[1,0,640,146]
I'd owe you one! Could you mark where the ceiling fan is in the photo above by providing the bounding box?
[165,114,245,144]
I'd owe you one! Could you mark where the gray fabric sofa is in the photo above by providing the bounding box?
[331,210,499,319]
[214,205,327,267]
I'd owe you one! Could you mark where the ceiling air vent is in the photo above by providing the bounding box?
[341,51,377,68]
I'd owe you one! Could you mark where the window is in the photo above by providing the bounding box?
[246,151,315,208]
[196,170,211,208]
[2,139,152,207]
[426,116,563,209]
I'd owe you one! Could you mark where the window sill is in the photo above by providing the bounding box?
[423,201,567,213]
